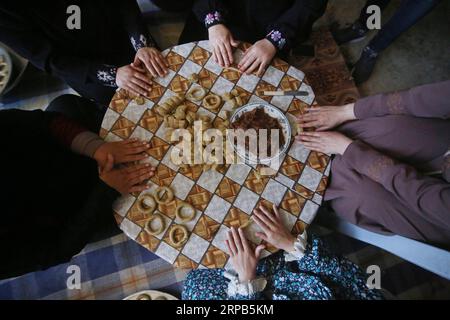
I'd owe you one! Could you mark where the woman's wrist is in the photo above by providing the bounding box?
[238,271,256,283]
[281,234,297,253]
[342,103,356,122]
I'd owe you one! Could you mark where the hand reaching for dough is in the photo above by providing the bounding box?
[253,204,296,253]
[239,39,276,76]
[116,64,152,97]
[134,47,169,78]
[94,139,150,168]
[226,227,265,282]
[99,154,156,194]
[208,24,239,67]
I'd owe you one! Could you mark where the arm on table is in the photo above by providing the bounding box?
[355,80,450,120]
[342,141,450,229]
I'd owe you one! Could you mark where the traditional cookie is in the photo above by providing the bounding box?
[168,224,189,248]
[186,86,206,102]
[137,194,156,214]
[176,202,196,222]
[188,73,199,83]
[145,213,166,236]
[203,94,222,111]
[135,96,145,105]
[154,186,174,204]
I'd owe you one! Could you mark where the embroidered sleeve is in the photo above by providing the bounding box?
[130,34,156,52]
[366,154,395,183]
[224,270,267,300]
[284,231,308,262]
[204,11,225,28]
[95,65,117,87]
[386,91,405,115]
[266,30,287,51]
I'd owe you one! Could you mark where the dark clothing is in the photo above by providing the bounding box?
[324,81,450,248]
[179,0,328,52]
[0,0,155,105]
[46,94,105,133]
[358,0,441,53]
[152,0,194,12]
[0,96,120,280]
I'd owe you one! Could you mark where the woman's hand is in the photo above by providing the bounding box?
[226,227,265,283]
[239,39,276,76]
[253,204,296,253]
[208,24,239,67]
[99,154,156,195]
[134,47,169,78]
[296,104,356,131]
[116,64,152,97]
[94,139,150,168]
[296,131,353,155]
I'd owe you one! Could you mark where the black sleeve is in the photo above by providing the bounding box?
[47,181,120,266]
[265,0,328,51]
[118,0,158,51]
[0,6,118,87]
[0,109,86,149]
[192,0,228,28]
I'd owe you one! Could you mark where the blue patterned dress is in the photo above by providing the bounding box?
[182,234,384,300]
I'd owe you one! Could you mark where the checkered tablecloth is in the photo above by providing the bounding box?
[0,233,186,300]
[100,41,331,270]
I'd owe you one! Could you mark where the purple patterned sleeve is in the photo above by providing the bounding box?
[204,11,225,28]
[266,30,287,51]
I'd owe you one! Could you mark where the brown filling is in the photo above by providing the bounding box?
[231,108,285,157]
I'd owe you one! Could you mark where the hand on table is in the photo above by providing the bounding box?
[253,204,296,253]
[94,139,150,168]
[99,154,155,195]
[296,131,353,155]
[134,47,169,78]
[116,64,152,97]
[226,227,265,283]
[238,39,276,77]
[296,104,356,131]
[208,24,239,67]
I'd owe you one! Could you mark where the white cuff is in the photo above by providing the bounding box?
[284,231,308,262]
[224,270,267,297]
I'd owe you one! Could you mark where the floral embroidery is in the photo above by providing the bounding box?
[367,155,395,183]
[386,91,405,115]
[131,34,152,51]
[182,234,384,300]
[204,11,224,28]
[96,66,117,87]
[266,30,287,50]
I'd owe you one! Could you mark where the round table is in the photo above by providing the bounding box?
[100,41,331,270]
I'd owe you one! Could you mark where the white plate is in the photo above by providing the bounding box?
[124,290,178,300]
[229,102,291,164]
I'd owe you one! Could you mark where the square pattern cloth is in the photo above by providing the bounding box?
[100,41,331,270]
